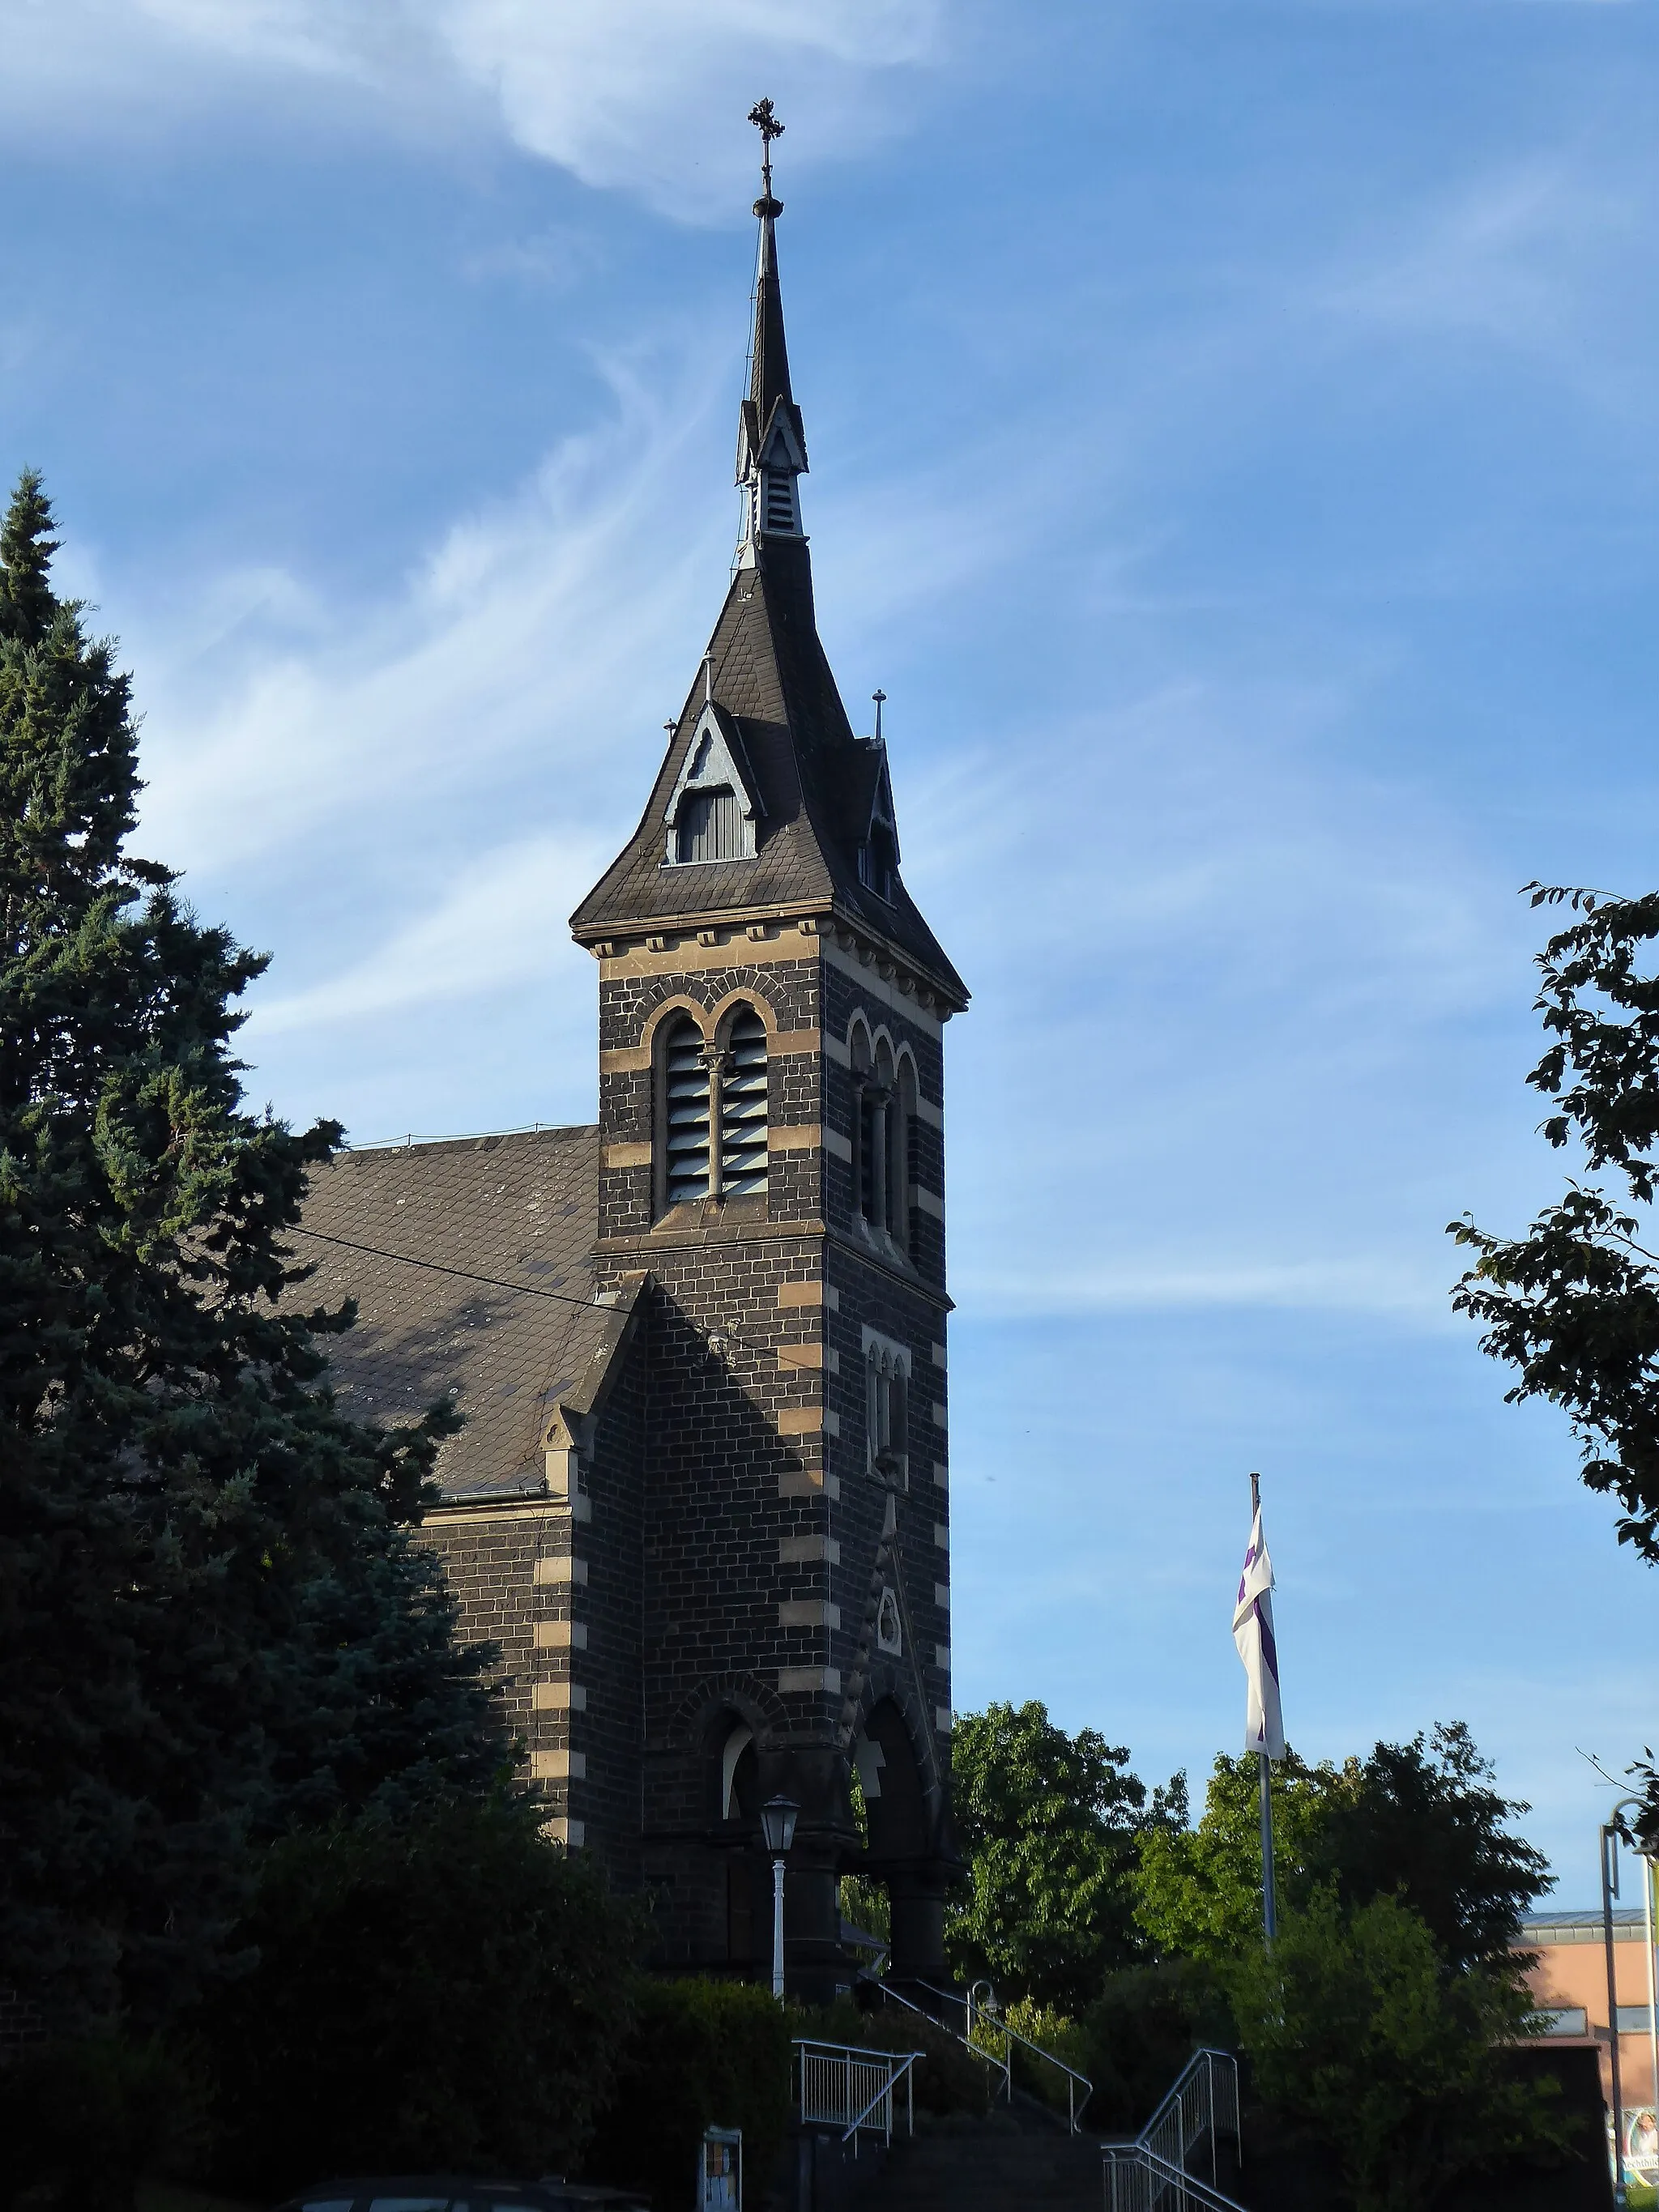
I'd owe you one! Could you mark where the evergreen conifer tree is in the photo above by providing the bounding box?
[0,473,503,2032]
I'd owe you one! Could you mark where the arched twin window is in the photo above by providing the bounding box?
[658,1005,769,1213]
[851,1029,918,1260]
[865,1332,911,1487]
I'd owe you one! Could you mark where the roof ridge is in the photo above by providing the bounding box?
[339,1123,597,1157]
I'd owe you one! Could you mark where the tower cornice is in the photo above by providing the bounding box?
[573,901,966,1019]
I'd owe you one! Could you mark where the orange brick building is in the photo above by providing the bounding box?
[1520,1907,1659,2183]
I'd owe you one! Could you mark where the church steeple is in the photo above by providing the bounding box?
[570,105,966,1021]
[736,100,808,561]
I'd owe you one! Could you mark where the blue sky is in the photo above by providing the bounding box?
[7,0,1659,1898]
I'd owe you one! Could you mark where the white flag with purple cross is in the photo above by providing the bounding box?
[1233,1504,1285,1762]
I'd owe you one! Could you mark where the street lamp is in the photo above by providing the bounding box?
[760,1793,799,2001]
[1600,1797,1659,2207]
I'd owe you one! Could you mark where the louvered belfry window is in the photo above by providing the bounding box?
[663,1016,711,1204]
[676,787,743,863]
[764,471,796,534]
[719,1009,769,1196]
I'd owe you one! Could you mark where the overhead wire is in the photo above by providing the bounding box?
[285,1222,808,1373]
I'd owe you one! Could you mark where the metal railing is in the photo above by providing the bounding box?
[1102,2146,1247,2212]
[793,2039,924,2147]
[875,1976,1012,2101]
[966,1979,1094,2134]
[1101,2048,1244,2212]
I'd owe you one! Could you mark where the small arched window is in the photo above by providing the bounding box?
[662,1016,710,1206]
[875,1587,903,1657]
[719,1008,769,1197]
[857,1040,898,1238]
[889,1058,916,1249]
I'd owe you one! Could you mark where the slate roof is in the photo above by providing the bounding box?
[291,1126,609,1502]
[569,198,968,1012]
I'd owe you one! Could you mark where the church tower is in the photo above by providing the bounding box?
[569,104,969,1996]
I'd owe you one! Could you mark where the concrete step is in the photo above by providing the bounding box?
[852,2116,1105,2212]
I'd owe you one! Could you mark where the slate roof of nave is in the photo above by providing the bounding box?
[290,1125,608,1502]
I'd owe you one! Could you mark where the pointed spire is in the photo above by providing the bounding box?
[747,98,792,428]
[737,100,807,563]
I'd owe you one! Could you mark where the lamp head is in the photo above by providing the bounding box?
[761,1793,800,1856]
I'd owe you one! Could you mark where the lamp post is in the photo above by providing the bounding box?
[1602,1797,1648,2206]
[761,1793,799,2001]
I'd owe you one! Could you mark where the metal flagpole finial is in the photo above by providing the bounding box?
[872,688,885,742]
[748,97,784,216]
[1250,1468,1261,1515]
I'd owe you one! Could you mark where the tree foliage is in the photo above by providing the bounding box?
[1452,883,1659,1559]
[0,472,504,2032]
[586,1980,793,2212]
[1305,1723,1550,1972]
[1135,1728,1547,1971]
[1133,1751,1337,1967]
[945,1700,1184,2010]
[198,1805,644,2198]
[1227,1889,1569,2212]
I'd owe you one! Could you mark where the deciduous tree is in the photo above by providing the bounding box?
[1228,1889,1569,2212]
[1452,882,1659,1558]
[945,1700,1183,2010]
[1134,1728,1546,1971]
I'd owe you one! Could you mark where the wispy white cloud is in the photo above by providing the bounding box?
[245,832,609,1036]
[132,342,731,876]
[1319,151,1653,409]
[0,0,946,215]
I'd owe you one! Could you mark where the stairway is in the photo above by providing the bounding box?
[851,2105,1106,2212]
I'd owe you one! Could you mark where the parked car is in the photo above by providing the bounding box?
[273,2179,650,2212]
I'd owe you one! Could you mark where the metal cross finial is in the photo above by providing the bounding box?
[872,688,886,743]
[748,97,784,206]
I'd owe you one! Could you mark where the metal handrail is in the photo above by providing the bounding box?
[1135,2046,1239,2154]
[966,1979,1094,2134]
[1100,2048,1243,2212]
[875,1976,1012,2101]
[842,2050,922,2143]
[792,2039,924,2150]
[1102,2145,1248,2212]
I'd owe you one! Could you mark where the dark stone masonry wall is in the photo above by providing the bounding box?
[418,924,958,1997]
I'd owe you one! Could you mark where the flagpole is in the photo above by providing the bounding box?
[1251,1472,1277,1949]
